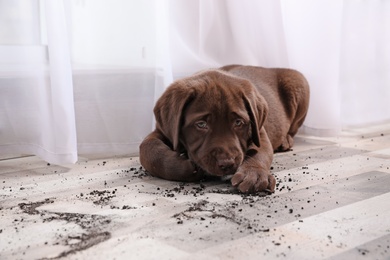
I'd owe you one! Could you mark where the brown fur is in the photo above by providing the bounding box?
[139,65,310,193]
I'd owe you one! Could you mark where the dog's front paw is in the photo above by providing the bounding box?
[231,167,276,194]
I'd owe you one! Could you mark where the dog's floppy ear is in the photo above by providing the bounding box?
[154,82,194,151]
[242,84,268,147]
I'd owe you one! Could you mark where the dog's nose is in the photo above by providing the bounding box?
[218,158,235,171]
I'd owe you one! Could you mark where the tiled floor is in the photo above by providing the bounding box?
[1,123,390,260]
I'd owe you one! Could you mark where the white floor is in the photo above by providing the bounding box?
[1,123,390,260]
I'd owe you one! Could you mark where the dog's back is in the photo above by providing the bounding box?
[221,65,310,151]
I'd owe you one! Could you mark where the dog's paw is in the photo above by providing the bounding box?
[276,134,294,152]
[231,168,276,194]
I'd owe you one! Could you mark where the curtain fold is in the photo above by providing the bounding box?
[0,0,389,164]
[44,0,77,163]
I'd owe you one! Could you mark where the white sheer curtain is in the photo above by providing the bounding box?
[0,0,171,164]
[0,0,77,164]
[0,0,389,164]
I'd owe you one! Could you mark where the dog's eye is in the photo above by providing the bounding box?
[195,121,208,129]
[234,119,245,127]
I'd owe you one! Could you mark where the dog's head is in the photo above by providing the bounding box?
[154,70,268,177]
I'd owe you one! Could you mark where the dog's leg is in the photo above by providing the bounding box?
[277,93,309,153]
[276,134,294,152]
[139,130,204,182]
[278,68,309,149]
[231,127,276,193]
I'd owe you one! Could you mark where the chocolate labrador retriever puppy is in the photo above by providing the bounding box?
[139,65,309,193]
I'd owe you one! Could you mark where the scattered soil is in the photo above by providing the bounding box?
[19,198,54,215]
[18,199,112,259]
[10,162,295,258]
[56,232,111,259]
[89,189,117,206]
[172,199,271,234]
[128,166,148,178]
